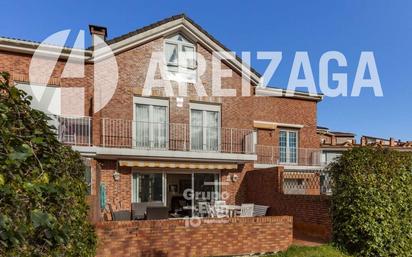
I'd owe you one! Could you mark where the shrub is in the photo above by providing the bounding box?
[329,147,412,257]
[0,72,96,257]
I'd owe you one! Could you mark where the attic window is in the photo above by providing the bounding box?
[164,34,195,69]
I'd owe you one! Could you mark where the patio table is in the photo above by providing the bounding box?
[182,205,197,216]
[182,205,197,210]
[223,205,241,217]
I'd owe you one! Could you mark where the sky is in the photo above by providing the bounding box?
[1,0,411,140]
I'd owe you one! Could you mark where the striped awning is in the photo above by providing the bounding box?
[118,160,238,170]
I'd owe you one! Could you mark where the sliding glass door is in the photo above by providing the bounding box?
[279,130,298,164]
[193,173,220,204]
[190,109,219,151]
[136,103,167,149]
[132,171,220,215]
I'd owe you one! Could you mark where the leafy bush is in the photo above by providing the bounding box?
[0,72,96,256]
[329,147,412,257]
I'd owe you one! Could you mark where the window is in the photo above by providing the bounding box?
[132,173,164,204]
[164,34,196,69]
[279,130,298,164]
[190,103,220,151]
[134,97,168,149]
[165,42,178,66]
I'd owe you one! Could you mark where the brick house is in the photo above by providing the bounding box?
[317,126,356,166]
[0,14,324,220]
[318,127,412,168]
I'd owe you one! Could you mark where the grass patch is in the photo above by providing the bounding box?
[266,245,350,257]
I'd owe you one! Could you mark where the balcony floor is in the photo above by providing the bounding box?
[72,145,257,163]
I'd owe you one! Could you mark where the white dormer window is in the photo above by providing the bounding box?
[164,34,196,70]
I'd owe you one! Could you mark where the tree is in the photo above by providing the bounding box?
[0,72,96,256]
[329,147,412,257]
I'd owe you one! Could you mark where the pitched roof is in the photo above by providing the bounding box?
[317,126,355,137]
[330,131,356,137]
[103,13,262,78]
[0,13,323,100]
[317,126,329,130]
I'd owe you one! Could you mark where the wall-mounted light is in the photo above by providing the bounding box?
[113,170,120,181]
[231,174,239,182]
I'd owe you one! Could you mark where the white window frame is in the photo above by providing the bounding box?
[132,97,169,148]
[279,129,299,164]
[131,171,166,205]
[164,34,196,70]
[189,103,221,152]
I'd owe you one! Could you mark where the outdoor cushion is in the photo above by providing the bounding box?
[112,210,131,221]
[131,202,147,220]
[146,206,169,220]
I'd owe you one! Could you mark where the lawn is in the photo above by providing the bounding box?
[266,245,351,257]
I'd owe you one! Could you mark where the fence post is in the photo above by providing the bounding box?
[88,117,91,146]
[102,119,106,147]
[184,124,187,151]
[271,146,274,164]
[230,128,233,153]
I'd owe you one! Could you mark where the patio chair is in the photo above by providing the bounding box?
[146,206,169,220]
[197,202,211,217]
[147,201,164,207]
[239,204,254,217]
[131,202,147,220]
[108,203,131,221]
[214,200,228,218]
[253,204,269,217]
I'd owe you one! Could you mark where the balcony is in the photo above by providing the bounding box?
[50,116,256,162]
[100,118,255,154]
[49,115,92,146]
[255,145,322,168]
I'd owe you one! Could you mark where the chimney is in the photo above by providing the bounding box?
[89,25,107,49]
[361,136,367,146]
[389,137,395,147]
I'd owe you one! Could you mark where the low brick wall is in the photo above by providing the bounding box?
[245,167,332,241]
[95,216,293,257]
[273,194,331,241]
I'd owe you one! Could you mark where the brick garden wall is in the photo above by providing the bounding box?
[244,167,332,241]
[95,216,293,257]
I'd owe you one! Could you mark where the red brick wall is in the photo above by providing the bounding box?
[95,216,293,257]
[0,51,94,116]
[99,160,132,212]
[253,97,319,149]
[244,167,332,241]
[0,28,320,150]
[271,194,331,241]
[1,34,319,148]
[220,163,255,205]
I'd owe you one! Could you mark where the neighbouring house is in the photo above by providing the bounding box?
[1,14,330,255]
[360,135,412,149]
[318,127,412,167]
[317,126,356,166]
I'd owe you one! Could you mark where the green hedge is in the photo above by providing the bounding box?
[0,72,96,256]
[329,147,412,257]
